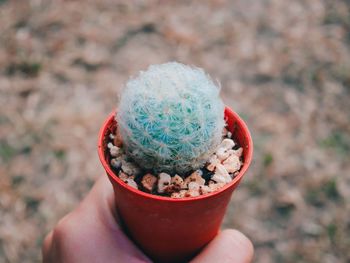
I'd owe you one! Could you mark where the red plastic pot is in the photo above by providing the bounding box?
[98,106,253,263]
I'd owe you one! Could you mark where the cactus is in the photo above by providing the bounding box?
[116,62,225,175]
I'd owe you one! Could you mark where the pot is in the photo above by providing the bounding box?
[98,106,253,262]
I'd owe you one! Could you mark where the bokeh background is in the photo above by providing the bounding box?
[1,0,349,262]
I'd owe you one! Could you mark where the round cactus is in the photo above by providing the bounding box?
[116,62,225,174]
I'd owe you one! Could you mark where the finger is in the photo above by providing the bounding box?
[42,230,53,260]
[43,176,151,263]
[191,229,254,263]
[77,175,119,230]
[73,175,151,262]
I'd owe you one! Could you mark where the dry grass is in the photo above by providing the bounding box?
[0,0,349,262]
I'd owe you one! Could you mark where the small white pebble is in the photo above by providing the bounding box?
[188,182,200,191]
[185,189,200,197]
[223,154,241,173]
[227,131,232,138]
[109,134,115,139]
[217,148,235,161]
[211,173,227,184]
[124,178,138,189]
[119,171,129,181]
[110,146,122,157]
[216,139,235,161]
[216,163,229,175]
[199,185,212,194]
[158,173,171,193]
[107,142,114,149]
[216,147,225,160]
[207,154,220,172]
[110,158,122,169]
[208,182,226,191]
[171,174,184,186]
[212,163,231,183]
[218,138,235,151]
[184,170,205,187]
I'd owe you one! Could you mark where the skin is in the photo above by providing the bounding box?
[42,176,254,263]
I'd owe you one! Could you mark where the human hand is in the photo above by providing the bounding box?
[42,176,254,263]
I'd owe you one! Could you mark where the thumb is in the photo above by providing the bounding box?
[191,229,254,263]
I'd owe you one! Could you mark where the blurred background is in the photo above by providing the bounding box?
[0,0,349,262]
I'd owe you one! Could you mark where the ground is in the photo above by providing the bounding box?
[0,0,349,262]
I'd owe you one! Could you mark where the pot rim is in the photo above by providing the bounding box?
[98,106,253,203]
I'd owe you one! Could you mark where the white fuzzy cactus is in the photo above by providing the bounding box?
[116,62,225,174]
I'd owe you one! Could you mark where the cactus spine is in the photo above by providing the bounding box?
[117,62,224,174]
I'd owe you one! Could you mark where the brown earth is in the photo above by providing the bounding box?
[0,0,349,262]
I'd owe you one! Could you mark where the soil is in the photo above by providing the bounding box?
[104,123,242,198]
